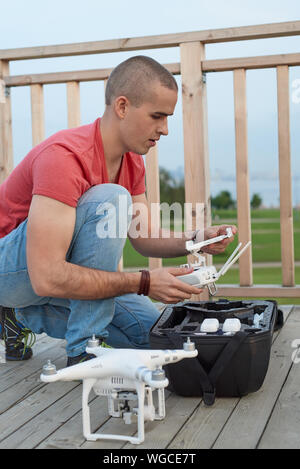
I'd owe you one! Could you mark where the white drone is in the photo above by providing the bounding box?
[177,227,251,295]
[40,336,197,445]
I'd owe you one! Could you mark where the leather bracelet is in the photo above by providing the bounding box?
[138,269,150,296]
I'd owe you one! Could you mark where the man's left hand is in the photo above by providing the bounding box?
[195,225,237,255]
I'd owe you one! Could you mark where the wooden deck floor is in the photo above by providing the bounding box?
[0,305,300,450]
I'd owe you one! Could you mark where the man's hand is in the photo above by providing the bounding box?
[196,224,237,255]
[148,266,203,304]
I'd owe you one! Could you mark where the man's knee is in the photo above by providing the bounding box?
[77,184,132,240]
[78,183,132,208]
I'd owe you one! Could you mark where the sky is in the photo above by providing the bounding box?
[1,0,300,206]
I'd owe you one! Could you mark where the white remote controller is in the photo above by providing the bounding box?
[177,265,218,289]
[177,229,251,295]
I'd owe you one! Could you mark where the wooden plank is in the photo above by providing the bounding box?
[37,396,107,449]
[180,42,210,228]
[170,397,239,449]
[0,334,55,381]
[233,69,252,286]
[118,255,124,272]
[0,365,78,444]
[0,339,66,414]
[146,145,162,270]
[258,310,300,448]
[277,66,295,286]
[4,63,180,88]
[202,52,300,72]
[5,52,300,89]
[0,60,13,183]
[0,336,64,392]
[0,386,99,449]
[1,21,300,60]
[7,68,113,87]
[30,84,45,146]
[180,41,211,301]
[66,81,80,128]
[259,367,300,449]
[211,306,299,448]
[216,284,300,297]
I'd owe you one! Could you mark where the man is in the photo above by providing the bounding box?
[0,56,236,365]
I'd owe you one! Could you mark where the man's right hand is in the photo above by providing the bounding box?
[148,266,203,304]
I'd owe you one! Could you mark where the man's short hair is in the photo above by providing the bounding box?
[105,56,178,107]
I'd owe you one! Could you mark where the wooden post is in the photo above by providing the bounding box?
[180,41,211,300]
[30,84,45,146]
[146,145,162,270]
[233,69,253,286]
[0,60,13,183]
[67,81,80,128]
[277,65,295,286]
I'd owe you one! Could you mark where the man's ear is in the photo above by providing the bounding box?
[114,96,130,119]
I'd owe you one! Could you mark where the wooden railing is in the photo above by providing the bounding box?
[1,20,300,299]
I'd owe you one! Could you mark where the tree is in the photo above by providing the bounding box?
[158,167,185,206]
[211,190,236,210]
[251,193,262,209]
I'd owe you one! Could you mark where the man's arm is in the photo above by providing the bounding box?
[129,193,237,257]
[128,193,192,258]
[26,195,202,303]
[27,195,140,299]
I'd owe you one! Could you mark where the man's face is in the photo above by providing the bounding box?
[119,82,178,155]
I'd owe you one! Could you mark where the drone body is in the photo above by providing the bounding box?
[40,338,197,445]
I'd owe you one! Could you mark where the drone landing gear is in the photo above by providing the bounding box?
[82,379,165,445]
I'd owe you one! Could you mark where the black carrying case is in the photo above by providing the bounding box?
[149,299,283,405]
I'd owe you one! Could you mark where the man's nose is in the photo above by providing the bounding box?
[158,118,168,136]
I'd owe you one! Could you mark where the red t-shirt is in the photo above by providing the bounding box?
[0,118,146,238]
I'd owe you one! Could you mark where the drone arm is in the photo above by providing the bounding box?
[147,348,198,367]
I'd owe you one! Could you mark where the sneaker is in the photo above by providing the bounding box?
[67,340,113,367]
[99,340,113,349]
[0,306,36,361]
